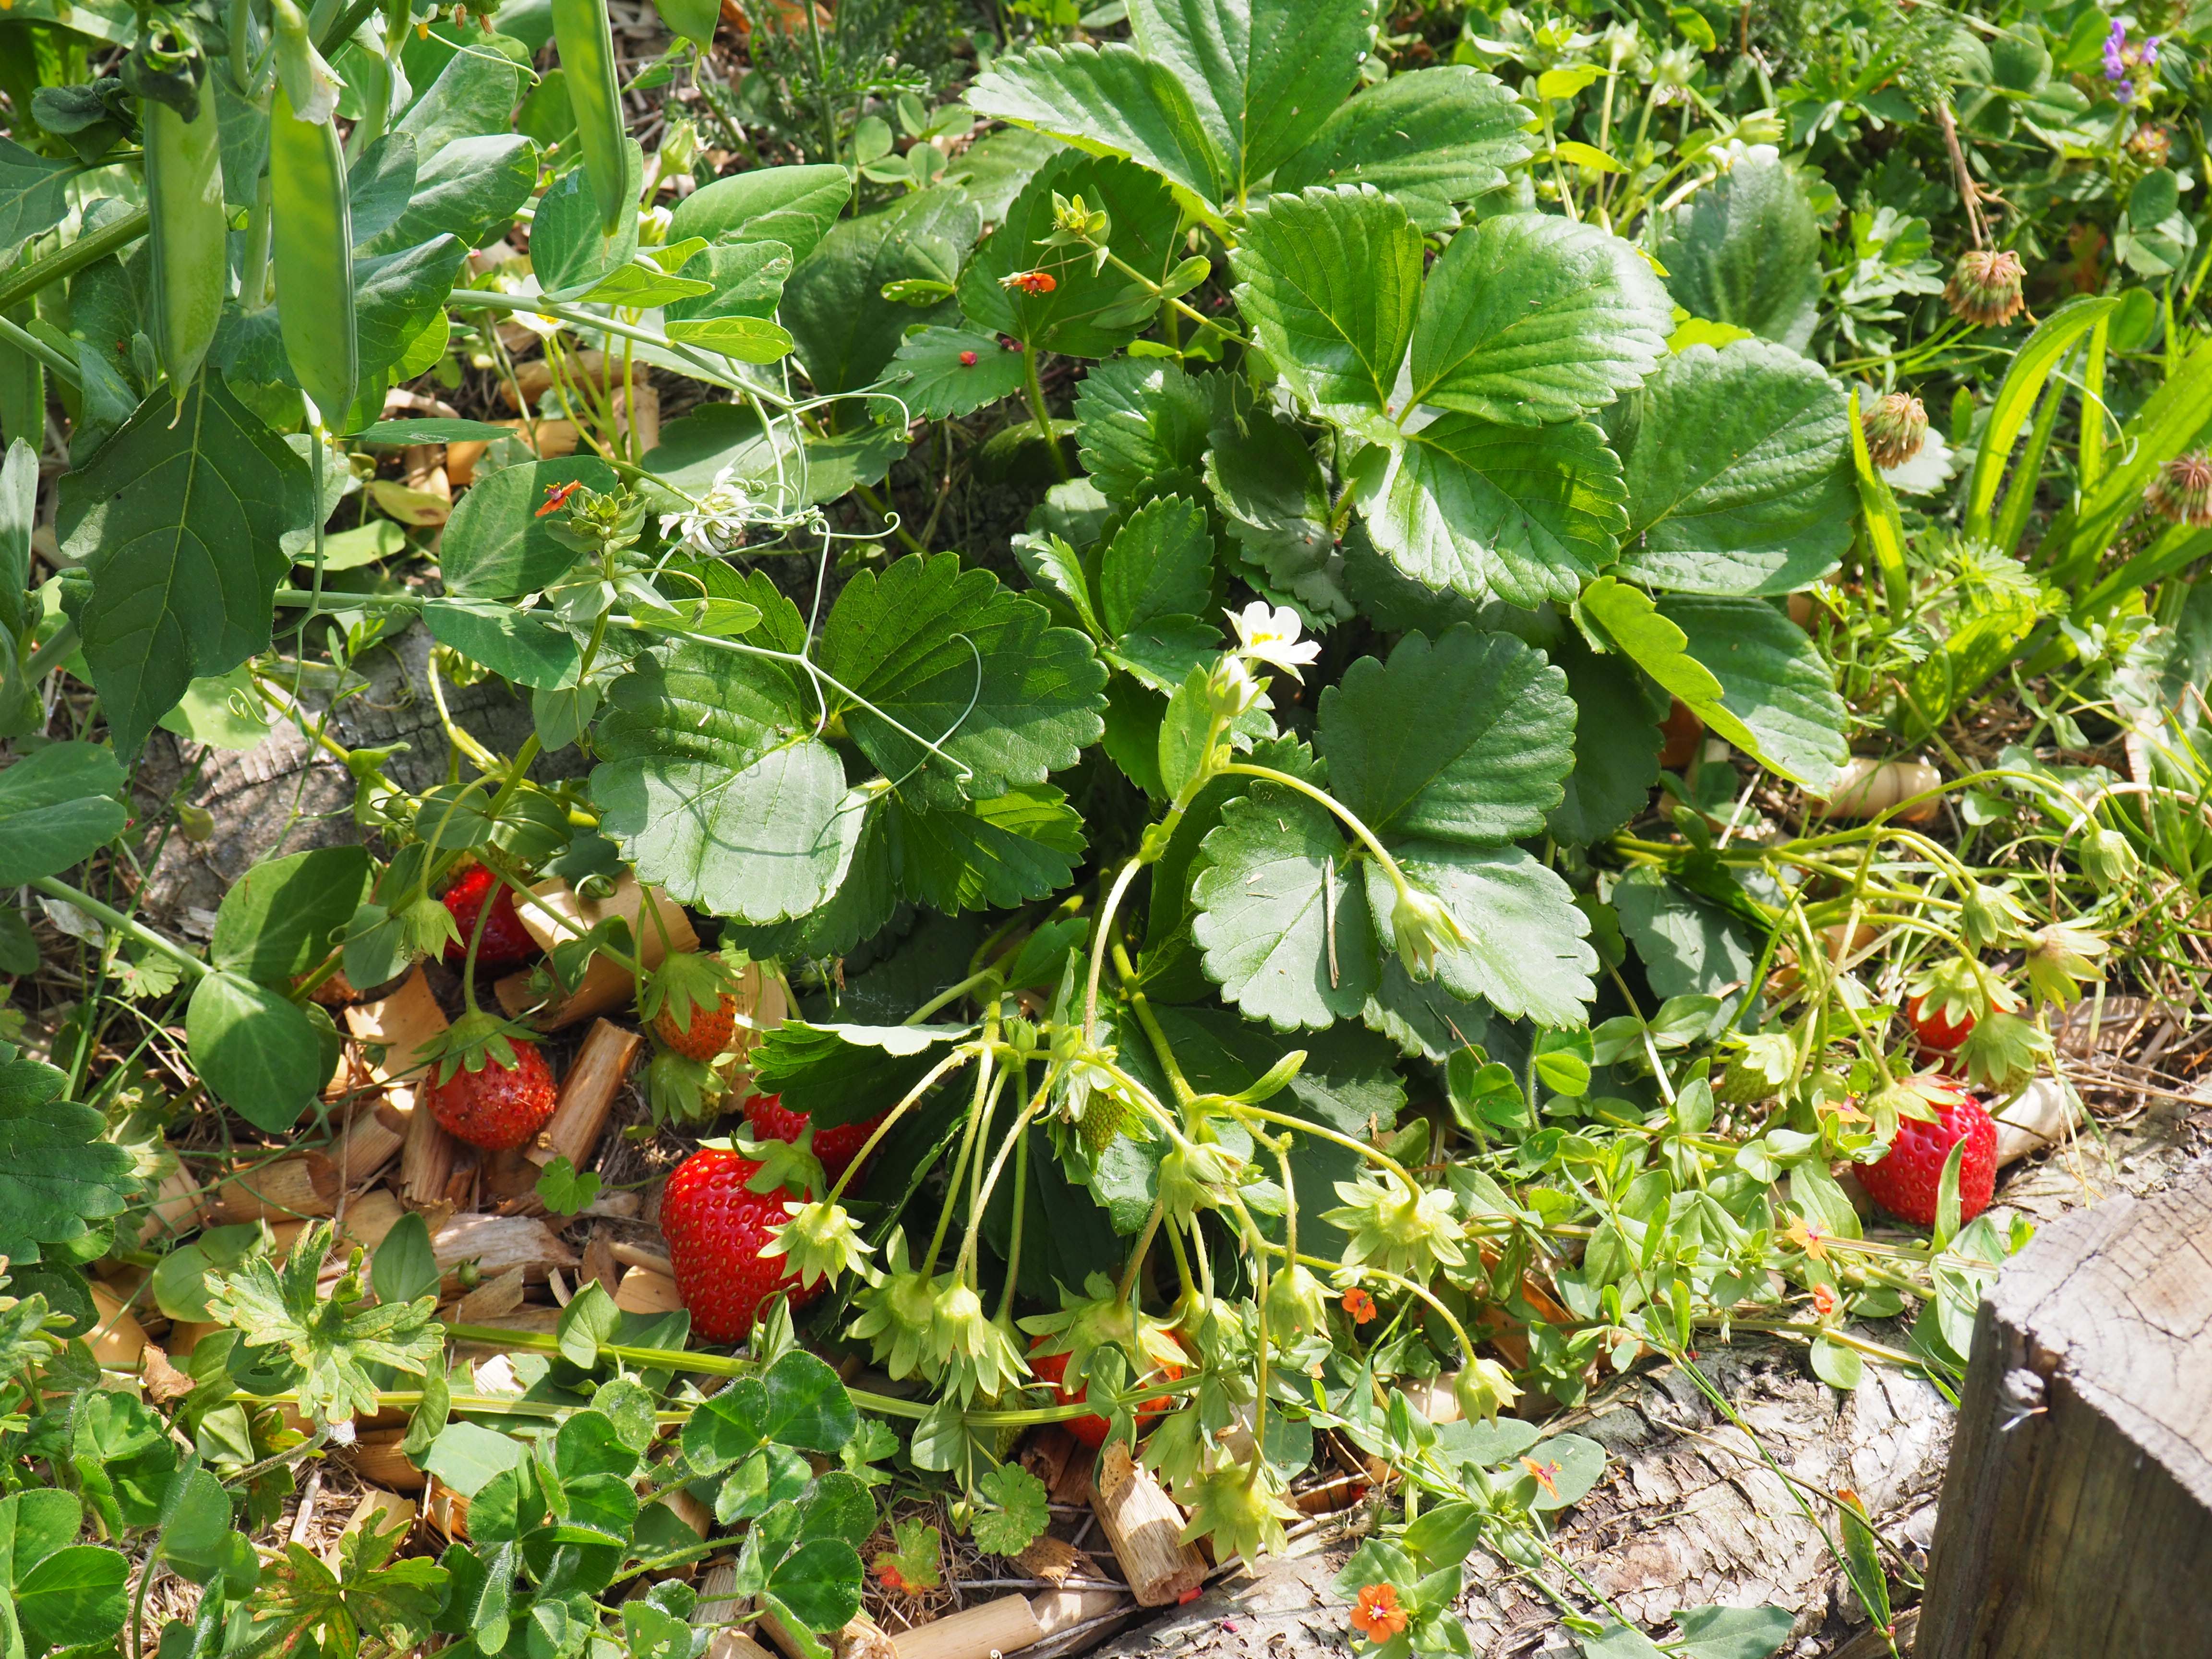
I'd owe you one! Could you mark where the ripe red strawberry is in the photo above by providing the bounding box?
[441,866,538,969]
[1028,1340,1184,1449]
[428,1040,558,1151]
[743,1093,888,1178]
[660,1147,821,1343]
[1905,993,1974,1055]
[1860,1079,1997,1227]
[655,991,736,1062]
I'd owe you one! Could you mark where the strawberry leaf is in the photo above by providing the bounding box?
[0,1042,135,1265]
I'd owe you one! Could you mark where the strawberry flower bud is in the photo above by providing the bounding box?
[764,1198,877,1288]
[1389,882,1471,977]
[2079,823,2138,889]
[1452,1357,1520,1424]
[1263,1262,1330,1343]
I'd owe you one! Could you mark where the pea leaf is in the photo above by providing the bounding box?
[1075,357,1214,505]
[815,553,1107,805]
[185,972,330,1132]
[664,238,793,325]
[958,152,1183,358]
[1317,624,1575,845]
[1232,186,1423,420]
[1606,340,1853,596]
[206,1219,442,1425]
[209,845,370,985]
[1408,213,1673,425]
[55,376,313,758]
[0,136,72,248]
[1273,67,1536,232]
[437,456,620,598]
[358,133,538,257]
[886,325,1031,419]
[1672,1604,1796,1659]
[0,1041,134,1265]
[1356,414,1627,608]
[1651,151,1822,353]
[1191,784,1379,1031]
[784,190,979,395]
[0,741,127,883]
[668,163,851,266]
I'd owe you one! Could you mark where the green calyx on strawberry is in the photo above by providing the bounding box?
[641,950,742,1061]
[697,1132,826,1205]
[846,1228,944,1382]
[1018,1271,1188,1443]
[1857,1075,1997,1228]
[414,1009,559,1152]
[660,1143,824,1345]
[645,1049,723,1128]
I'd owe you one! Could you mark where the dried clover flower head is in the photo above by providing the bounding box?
[2147,452,2212,527]
[1863,393,1928,469]
[1945,249,2026,327]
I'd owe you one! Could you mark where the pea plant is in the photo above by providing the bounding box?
[0,0,2173,1655]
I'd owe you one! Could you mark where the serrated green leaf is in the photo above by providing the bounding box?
[1368,844,1596,1026]
[971,1464,1050,1555]
[1191,786,1377,1030]
[750,1022,970,1129]
[1409,213,1672,424]
[0,1043,134,1265]
[965,44,1230,212]
[1204,387,1347,620]
[1660,595,1847,789]
[1652,152,1822,353]
[1362,957,1493,1062]
[0,742,127,884]
[1075,357,1214,504]
[958,152,1183,358]
[1356,414,1627,607]
[1232,187,1423,419]
[1273,66,1534,231]
[1547,626,1668,844]
[895,785,1088,913]
[815,553,1108,803]
[1100,495,1215,638]
[54,377,313,758]
[1317,624,1574,845]
[1607,340,1853,596]
[1611,866,1756,1000]
[886,325,1030,418]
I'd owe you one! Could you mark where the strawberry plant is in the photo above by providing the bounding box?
[6,0,2212,1655]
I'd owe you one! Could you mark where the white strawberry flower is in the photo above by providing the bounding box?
[1227,601,1322,679]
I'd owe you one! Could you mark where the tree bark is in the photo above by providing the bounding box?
[1916,1161,2212,1659]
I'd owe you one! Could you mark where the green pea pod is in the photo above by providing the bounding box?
[269,83,357,428]
[550,0,629,237]
[143,89,228,402]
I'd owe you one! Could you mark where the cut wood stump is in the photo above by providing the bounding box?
[1091,1442,1206,1608]
[1917,1160,2212,1659]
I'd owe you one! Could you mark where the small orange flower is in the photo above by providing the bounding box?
[1001,268,1058,294]
[1341,1287,1377,1324]
[1519,1456,1561,1498]
[958,349,979,366]
[1350,1583,1408,1642]
[1813,1283,1838,1317]
[536,480,583,518]
[1783,1217,1830,1261]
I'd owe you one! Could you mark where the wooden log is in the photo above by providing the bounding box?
[345,965,450,1104]
[432,1213,580,1291]
[1030,1586,1129,1640]
[889,1597,1045,1659]
[453,1266,529,1322]
[345,1431,428,1492]
[400,1096,461,1209]
[1917,1159,2212,1659]
[88,1281,148,1372]
[493,875,697,1029]
[612,1240,675,1276]
[137,1166,208,1246]
[615,1265,684,1316]
[1804,756,1942,824]
[331,1097,410,1188]
[210,1152,340,1224]
[1024,1424,1095,1507]
[1091,1442,1206,1608]
[527,1018,644,1169]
